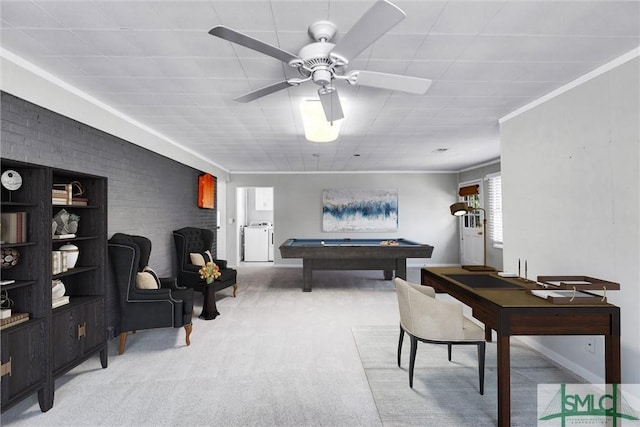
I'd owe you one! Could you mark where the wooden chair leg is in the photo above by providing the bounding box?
[477,341,486,395]
[397,326,405,367]
[409,335,418,388]
[184,323,192,346]
[118,332,127,355]
[232,283,238,298]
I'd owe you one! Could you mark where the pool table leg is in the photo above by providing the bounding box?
[396,259,407,280]
[303,259,313,292]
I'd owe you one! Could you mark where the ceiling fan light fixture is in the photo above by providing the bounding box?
[209,0,431,119]
[302,100,342,143]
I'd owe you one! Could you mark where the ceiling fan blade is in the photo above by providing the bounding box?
[330,0,405,65]
[234,81,294,103]
[349,71,432,95]
[209,25,300,64]
[318,88,344,122]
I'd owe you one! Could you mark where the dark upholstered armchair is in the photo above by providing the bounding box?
[173,227,238,320]
[108,233,194,354]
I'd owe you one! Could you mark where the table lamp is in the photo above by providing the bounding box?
[450,202,496,272]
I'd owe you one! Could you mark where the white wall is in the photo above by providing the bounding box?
[244,187,274,225]
[500,54,639,385]
[225,173,460,267]
[216,180,228,260]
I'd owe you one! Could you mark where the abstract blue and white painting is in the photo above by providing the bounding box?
[322,189,398,232]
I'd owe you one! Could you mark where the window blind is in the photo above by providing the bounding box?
[487,174,503,244]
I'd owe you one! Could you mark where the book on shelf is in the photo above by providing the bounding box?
[53,183,73,204]
[0,312,29,330]
[52,197,68,205]
[71,197,89,206]
[53,196,89,206]
[0,212,27,243]
[52,250,68,275]
[52,295,70,309]
[0,279,16,286]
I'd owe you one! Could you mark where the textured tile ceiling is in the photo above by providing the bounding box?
[1,0,638,172]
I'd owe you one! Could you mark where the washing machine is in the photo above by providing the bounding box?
[244,222,274,262]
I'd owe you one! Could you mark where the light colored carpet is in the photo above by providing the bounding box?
[1,266,580,426]
[352,325,580,426]
[2,266,399,427]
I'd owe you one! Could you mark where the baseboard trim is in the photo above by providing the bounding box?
[516,336,602,384]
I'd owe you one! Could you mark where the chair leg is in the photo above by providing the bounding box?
[448,343,452,361]
[118,332,127,355]
[477,341,486,395]
[409,335,418,388]
[232,283,238,298]
[184,323,193,347]
[397,326,405,368]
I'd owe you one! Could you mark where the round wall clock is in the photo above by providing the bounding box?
[1,170,23,191]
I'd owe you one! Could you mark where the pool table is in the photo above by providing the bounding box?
[279,238,434,291]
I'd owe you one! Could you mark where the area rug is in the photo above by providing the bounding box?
[352,325,580,427]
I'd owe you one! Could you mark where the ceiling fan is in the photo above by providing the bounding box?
[208,0,432,122]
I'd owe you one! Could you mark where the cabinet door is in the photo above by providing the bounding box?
[81,298,105,353]
[1,321,47,407]
[51,307,83,373]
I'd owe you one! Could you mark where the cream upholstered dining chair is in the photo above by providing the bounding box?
[394,277,486,394]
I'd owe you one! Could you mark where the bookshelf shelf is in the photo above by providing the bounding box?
[0,242,37,249]
[52,266,98,280]
[0,280,37,291]
[51,235,100,243]
[0,201,37,208]
[51,205,100,209]
[1,159,108,413]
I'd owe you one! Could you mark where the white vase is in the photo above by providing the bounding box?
[59,244,79,268]
[51,280,66,300]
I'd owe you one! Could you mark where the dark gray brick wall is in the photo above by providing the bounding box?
[1,92,218,336]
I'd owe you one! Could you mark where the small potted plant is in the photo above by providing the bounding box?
[198,261,221,284]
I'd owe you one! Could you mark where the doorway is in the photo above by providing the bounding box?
[236,187,274,265]
[457,180,484,266]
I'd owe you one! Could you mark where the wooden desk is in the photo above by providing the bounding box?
[421,267,621,427]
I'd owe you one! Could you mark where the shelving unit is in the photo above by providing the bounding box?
[1,159,108,413]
